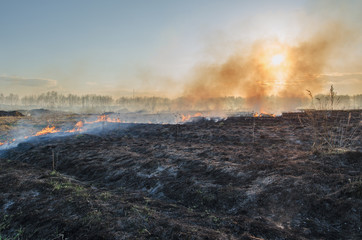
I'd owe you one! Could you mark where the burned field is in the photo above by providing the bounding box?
[0,112,361,239]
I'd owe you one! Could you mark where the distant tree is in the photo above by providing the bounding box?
[5,93,19,106]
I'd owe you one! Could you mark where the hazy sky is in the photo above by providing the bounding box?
[0,0,361,97]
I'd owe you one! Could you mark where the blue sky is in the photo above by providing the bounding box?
[0,0,361,97]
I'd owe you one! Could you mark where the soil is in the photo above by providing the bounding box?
[0,114,361,239]
[0,111,24,117]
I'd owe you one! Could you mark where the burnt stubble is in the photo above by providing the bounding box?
[0,112,361,239]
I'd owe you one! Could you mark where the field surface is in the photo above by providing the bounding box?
[0,112,361,239]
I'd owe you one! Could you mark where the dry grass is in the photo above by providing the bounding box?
[0,117,26,141]
[0,117,23,130]
[306,110,360,153]
[306,86,361,153]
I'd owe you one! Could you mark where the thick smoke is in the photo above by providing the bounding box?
[183,22,352,112]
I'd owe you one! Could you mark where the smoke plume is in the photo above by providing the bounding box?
[183,22,352,112]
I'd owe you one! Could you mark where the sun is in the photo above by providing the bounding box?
[271,54,285,66]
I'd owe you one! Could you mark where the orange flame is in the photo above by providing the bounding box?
[181,112,203,122]
[35,126,60,136]
[1,114,150,145]
[75,121,84,128]
[85,115,122,124]
[181,114,191,122]
[65,121,84,133]
[253,112,276,117]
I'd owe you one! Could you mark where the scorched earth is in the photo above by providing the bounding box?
[0,111,361,239]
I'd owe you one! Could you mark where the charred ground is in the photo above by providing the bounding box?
[0,112,361,239]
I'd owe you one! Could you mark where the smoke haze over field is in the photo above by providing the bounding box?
[0,0,361,112]
[183,22,355,111]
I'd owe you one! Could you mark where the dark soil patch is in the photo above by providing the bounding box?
[0,111,23,117]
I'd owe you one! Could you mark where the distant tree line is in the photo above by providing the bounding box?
[0,91,361,112]
[312,94,362,110]
[0,91,248,112]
